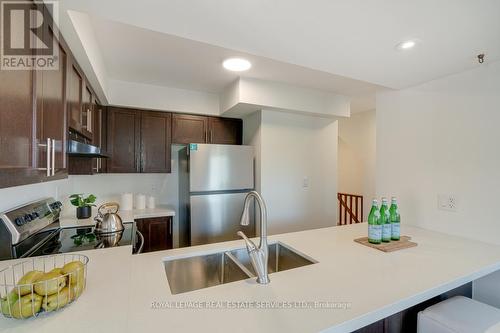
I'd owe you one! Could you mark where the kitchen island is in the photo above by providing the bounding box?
[2,223,500,333]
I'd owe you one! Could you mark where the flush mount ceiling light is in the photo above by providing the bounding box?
[395,39,418,51]
[223,58,252,71]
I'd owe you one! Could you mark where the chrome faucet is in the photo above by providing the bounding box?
[237,191,270,284]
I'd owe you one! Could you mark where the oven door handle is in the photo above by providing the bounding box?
[135,230,144,254]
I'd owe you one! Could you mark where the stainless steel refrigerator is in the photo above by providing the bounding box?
[178,144,255,247]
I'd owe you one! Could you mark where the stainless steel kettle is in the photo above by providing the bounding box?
[95,229,124,248]
[94,202,124,233]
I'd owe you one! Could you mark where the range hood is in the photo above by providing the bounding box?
[67,140,109,158]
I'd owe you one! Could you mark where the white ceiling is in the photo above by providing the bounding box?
[58,0,500,112]
[89,15,381,112]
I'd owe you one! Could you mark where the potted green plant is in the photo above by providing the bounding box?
[69,194,97,219]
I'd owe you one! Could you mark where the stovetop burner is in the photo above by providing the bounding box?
[28,223,134,257]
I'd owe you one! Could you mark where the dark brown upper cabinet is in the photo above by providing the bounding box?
[35,24,68,179]
[107,108,171,174]
[0,64,36,188]
[208,117,243,145]
[0,5,69,189]
[0,2,111,187]
[172,114,208,144]
[107,107,141,173]
[140,112,172,173]
[68,98,108,176]
[67,64,83,134]
[172,114,242,145]
[81,85,93,140]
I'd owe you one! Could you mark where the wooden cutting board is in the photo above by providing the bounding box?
[354,236,417,252]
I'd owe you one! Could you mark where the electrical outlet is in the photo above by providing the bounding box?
[438,194,458,212]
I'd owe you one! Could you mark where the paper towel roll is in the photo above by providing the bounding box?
[147,196,156,209]
[121,193,133,211]
[135,194,146,210]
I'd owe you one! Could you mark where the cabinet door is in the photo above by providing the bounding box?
[141,112,172,173]
[0,63,35,188]
[208,117,242,145]
[81,85,93,139]
[107,107,140,173]
[135,217,173,253]
[36,24,68,178]
[67,64,83,133]
[172,114,208,144]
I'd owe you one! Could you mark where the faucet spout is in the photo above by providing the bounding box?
[237,231,257,252]
[237,191,270,284]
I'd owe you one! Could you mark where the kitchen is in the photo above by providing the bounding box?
[1,1,500,332]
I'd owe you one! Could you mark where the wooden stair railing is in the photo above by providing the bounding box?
[338,193,363,225]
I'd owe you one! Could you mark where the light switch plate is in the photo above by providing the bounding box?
[438,194,458,212]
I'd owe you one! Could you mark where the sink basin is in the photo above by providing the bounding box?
[164,251,252,294]
[229,242,317,274]
[164,242,316,294]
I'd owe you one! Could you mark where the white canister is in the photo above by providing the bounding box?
[135,194,146,210]
[147,196,156,209]
[121,193,133,211]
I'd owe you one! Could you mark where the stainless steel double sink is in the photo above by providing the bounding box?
[164,242,317,294]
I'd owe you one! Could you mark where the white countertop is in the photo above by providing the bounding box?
[2,223,500,333]
[58,206,175,228]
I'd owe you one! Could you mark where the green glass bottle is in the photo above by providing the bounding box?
[389,197,401,240]
[368,199,382,244]
[380,197,391,242]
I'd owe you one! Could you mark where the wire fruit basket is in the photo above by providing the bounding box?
[0,254,88,319]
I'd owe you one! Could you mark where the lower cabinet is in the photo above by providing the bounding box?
[135,216,173,253]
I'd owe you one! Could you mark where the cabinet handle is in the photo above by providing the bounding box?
[169,220,172,235]
[88,109,92,132]
[46,138,51,177]
[51,139,56,176]
[210,130,213,143]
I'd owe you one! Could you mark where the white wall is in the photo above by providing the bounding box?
[0,179,68,213]
[338,110,376,221]
[222,77,351,118]
[67,10,109,103]
[243,111,262,193]
[376,60,500,307]
[244,110,338,235]
[108,79,220,115]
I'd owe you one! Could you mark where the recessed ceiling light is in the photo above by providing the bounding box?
[223,58,252,72]
[396,40,418,50]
